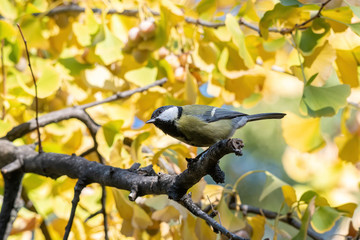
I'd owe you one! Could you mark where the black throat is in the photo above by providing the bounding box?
[154,107,187,140]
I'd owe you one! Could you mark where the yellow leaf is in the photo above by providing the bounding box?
[328,28,360,51]
[211,26,231,42]
[184,67,198,104]
[95,24,123,65]
[335,50,359,87]
[132,204,153,229]
[218,47,248,79]
[303,43,336,85]
[188,178,207,202]
[281,185,297,207]
[247,215,265,240]
[195,216,217,240]
[112,189,133,220]
[217,194,245,232]
[225,14,254,68]
[282,112,325,152]
[225,68,265,103]
[151,205,180,222]
[15,65,61,99]
[182,215,199,240]
[192,42,219,72]
[335,133,360,163]
[125,66,158,87]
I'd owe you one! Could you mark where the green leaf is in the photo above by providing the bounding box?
[300,84,351,117]
[298,18,330,55]
[346,0,360,18]
[293,197,316,240]
[311,206,340,233]
[196,0,216,20]
[102,120,124,146]
[259,171,288,201]
[95,24,123,65]
[225,14,254,68]
[349,22,360,37]
[280,0,303,6]
[125,66,158,87]
[299,190,318,203]
[306,73,318,86]
[263,37,286,52]
[130,132,150,162]
[259,4,297,39]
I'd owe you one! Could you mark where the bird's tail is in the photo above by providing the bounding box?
[246,113,286,122]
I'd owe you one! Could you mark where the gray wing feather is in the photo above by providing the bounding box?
[198,108,247,123]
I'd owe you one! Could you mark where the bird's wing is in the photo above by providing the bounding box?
[199,107,247,123]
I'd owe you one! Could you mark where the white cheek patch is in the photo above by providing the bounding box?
[159,107,178,121]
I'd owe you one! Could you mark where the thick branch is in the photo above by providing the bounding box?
[3,107,99,141]
[0,139,244,239]
[168,139,243,200]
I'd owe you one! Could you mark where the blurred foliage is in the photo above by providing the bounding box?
[0,0,360,239]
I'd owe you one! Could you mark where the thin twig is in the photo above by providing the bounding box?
[16,24,42,153]
[1,39,5,120]
[64,178,87,240]
[231,203,324,240]
[80,78,167,109]
[29,2,333,36]
[279,0,333,34]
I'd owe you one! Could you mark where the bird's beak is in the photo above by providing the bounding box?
[146,118,155,124]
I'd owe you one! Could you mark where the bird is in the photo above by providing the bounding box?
[146,105,285,147]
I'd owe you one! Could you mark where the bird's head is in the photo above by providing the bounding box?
[146,105,180,125]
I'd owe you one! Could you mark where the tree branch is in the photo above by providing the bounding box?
[180,194,246,240]
[17,24,42,152]
[0,139,244,239]
[30,2,333,36]
[232,204,324,240]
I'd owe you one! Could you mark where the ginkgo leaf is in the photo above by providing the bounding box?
[196,0,216,20]
[293,197,316,240]
[298,18,330,55]
[95,24,123,65]
[217,194,245,232]
[125,66,158,87]
[15,65,61,99]
[282,112,325,152]
[225,14,254,68]
[184,67,198,104]
[259,171,288,201]
[0,20,17,41]
[311,206,341,233]
[335,50,359,87]
[300,84,351,117]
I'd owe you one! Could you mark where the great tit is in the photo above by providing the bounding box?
[146,105,285,147]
